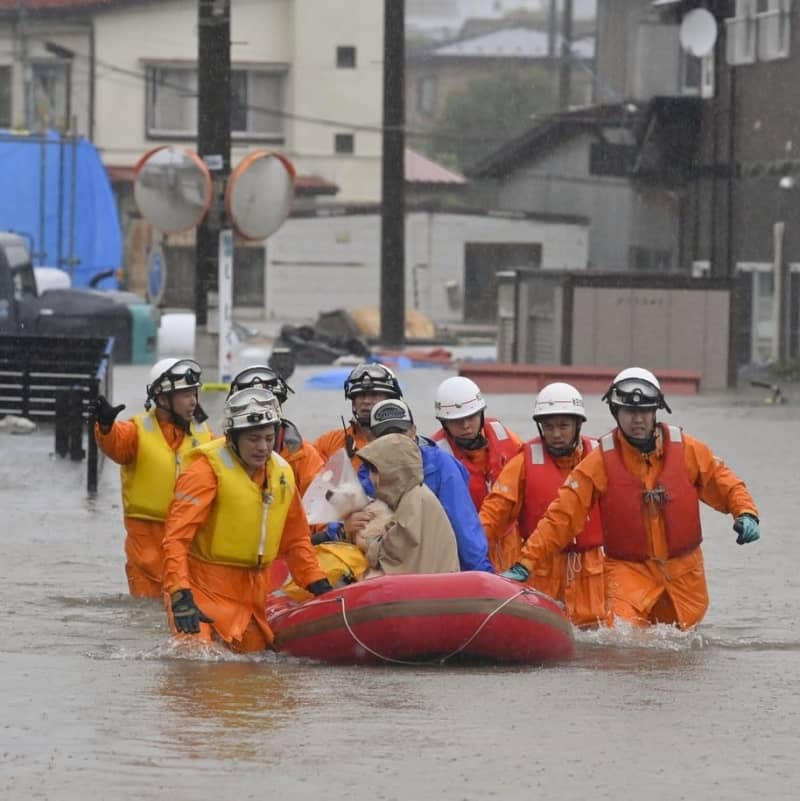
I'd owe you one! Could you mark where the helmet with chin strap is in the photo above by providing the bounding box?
[434,376,486,421]
[145,357,203,413]
[533,382,585,457]
[602,367,671,413]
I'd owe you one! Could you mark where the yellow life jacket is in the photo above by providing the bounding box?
[121,410,213,521]
[187,441,295,569]
[280,542,369,602]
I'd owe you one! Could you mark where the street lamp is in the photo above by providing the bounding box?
[773,175,795,364]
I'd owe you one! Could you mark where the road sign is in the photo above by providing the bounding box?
[146,244,167,305]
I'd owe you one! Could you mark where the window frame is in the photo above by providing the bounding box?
[0,64,11,127]
[144,61,289,143]
[31,58,72,131]
[336,46,357,68]
[334,132,355,154]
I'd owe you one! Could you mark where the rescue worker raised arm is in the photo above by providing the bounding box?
[89,357,214,598]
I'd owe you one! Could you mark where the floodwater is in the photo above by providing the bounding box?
[1,362,798,801]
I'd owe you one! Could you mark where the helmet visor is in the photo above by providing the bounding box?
[166,359,202,386]
[613,379,660,407]
[344,363,399,397]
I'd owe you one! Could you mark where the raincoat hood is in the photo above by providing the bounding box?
[357,433,423,509]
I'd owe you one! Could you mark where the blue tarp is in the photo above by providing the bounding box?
[0,131,122,289]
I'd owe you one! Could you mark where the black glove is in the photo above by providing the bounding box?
[170,588,214,634]
[306,578,334,596]
[90,395,126,428]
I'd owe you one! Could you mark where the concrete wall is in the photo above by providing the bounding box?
[264,210,589,323]
[472,131,679,272]
[570,285,729,390]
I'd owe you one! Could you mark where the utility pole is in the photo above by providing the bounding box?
[380,0,405,347]
[558,0,573,112]
[195,0,231,329]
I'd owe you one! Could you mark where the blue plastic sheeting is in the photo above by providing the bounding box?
[0,131,122,289]
[303,367,358,391]
[303,365,407,395]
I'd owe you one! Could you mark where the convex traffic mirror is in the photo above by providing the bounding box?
[133,146,213,234]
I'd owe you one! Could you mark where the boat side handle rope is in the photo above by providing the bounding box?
[335,588,531,666]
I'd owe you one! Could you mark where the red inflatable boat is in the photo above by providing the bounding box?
[267,571,574,665]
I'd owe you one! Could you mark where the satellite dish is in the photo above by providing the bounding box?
[133,146,213,234]
[226,150,296,241]
[679,8,718,58]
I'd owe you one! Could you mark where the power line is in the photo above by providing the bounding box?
[27,34,586,148]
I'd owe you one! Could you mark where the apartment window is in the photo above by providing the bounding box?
[0,66,11,127]
[681,50,715,99]
[336,46,357,68]
[146,64,287,140]
[757,0,791,60]
[334,133,354,154]
[416,75,437,115]
[629,246,672,272]
[32,60,71,130]
[726,0,791,64]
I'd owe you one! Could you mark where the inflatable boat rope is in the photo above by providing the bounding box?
[310,587,532,666]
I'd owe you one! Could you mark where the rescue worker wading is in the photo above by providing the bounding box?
[314,362,403,472]
[502,367,760,630]
[161,388,332,653]
[90,357,214,598]
[431,376,521,570]
[481,382,605,626]
[227,365,324,496]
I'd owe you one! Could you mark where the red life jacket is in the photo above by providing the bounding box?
[599,424,702,562]
[518,436,604,551]
[433,418,519,510]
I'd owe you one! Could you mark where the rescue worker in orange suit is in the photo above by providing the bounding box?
[314,362,403,472]
[502,367,760,630]
[161,387,332,653]
[227,365,324,496]
[480,382,606,627]
[430,376,521,570]
[90,357,214,598]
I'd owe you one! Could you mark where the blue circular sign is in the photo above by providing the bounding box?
[147,245,166,305]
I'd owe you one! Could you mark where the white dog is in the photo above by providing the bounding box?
[324,483,393,546]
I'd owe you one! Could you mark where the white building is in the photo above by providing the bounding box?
[0,0,383,202]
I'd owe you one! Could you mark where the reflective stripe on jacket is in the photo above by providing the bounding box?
[432,418,520,509]
[599,424,702,562]
[121,410,213,520]
[186,441,295,568]
[520,435,603,552]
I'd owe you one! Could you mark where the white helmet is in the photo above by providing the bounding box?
[223,387,280,433]
[603,367,670,412]
[434,376,487,420]
[147,357,202,400]
[533,382,586,421]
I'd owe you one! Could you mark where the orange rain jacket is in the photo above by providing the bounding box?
[517,424,758,629]
[95,416,209,598]
[161,453,327,653]
[480,437,606,627]
[278,420,325,496]
[432,420,521,571]
[314,421,372,473]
